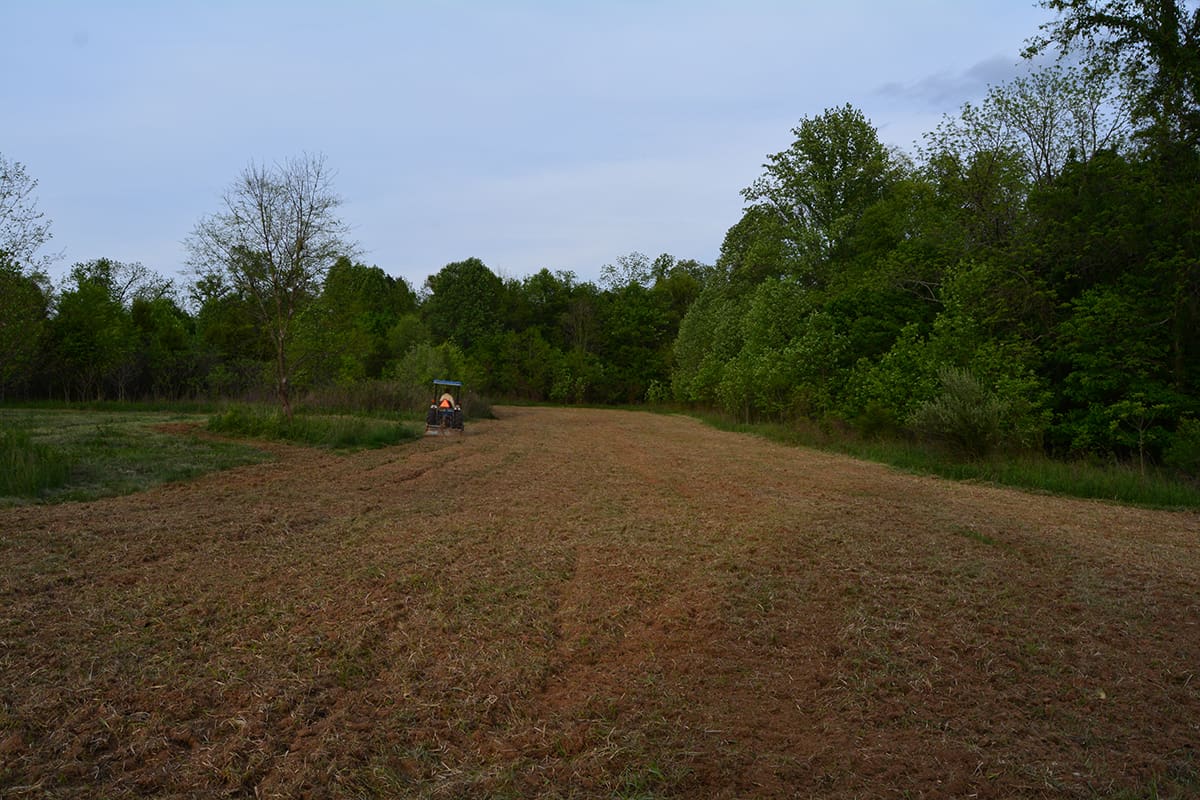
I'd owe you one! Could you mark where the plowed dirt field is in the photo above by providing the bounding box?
[2,406,1198,798]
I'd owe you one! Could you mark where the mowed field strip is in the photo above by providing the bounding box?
[2,406,1198,798]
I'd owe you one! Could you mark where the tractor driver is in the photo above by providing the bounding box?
[438,392,455,409]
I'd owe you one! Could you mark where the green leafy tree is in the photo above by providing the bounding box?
[68,257,173,305]
[472,328,560,400]
[650,254,708,332]
[515,268,579,351]
[46,265,138,400]
[909,367,1009,458]
[295,257,416,385]
[594,281,673,403]
[671,273,749,407]
[421,257,503,353]
[742,104,904,285]
[716,204,803,287]
[387,313,431,360]
[190,273,271,398]
[0,155,55,397]
[385,340,472,407]
[926,65,1131,188]
[1051,281,1191,454]
[130,296,197,398]
[561,282,601,356]
[599,251,652,290]
[0,257,49,398]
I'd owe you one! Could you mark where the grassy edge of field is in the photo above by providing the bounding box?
[689,410,1200,511]
[0,404,424,505]
[5,400,1200,511]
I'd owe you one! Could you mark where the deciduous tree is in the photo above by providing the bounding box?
[187,153,354,419]
[0,153,56,272]
[742,104,904,285]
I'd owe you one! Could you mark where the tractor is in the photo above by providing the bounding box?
[424,379,464,435]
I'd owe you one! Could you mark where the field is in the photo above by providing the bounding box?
[2,406,1198,798]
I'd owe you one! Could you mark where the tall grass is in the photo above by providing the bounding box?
[0,426,72,498]
[696,411,1200,510]
[1,408,272,505]
[207,405,421,449]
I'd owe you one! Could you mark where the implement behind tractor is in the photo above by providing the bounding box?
[425,379,464,436]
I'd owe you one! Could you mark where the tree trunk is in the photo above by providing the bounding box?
[275,333,293,422]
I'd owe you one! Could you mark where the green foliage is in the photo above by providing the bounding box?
[841,323,938,423]
[1052,282,1185,455]
[743,104,904,278]
[671,275,747,407]
[594,281,673,403]
[187,154,353,419]
[385,341,473,409]
[422,257,504,351]
[294,258,417,386]
[130,296,198,398]
[46,267,138,400]
[0,262,49,397]
[909,367,1007,458]
[1164,418,1200,476]
[550,348,603,404]
[387,312,431,359]
[3,7,1198,489]
[1028,0,1200,154]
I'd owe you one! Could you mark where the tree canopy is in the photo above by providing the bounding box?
[4,4,1200,475]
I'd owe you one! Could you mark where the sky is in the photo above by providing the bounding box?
[3,0,1058,292]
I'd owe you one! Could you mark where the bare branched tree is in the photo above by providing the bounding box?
[187,153,354,418]
[0,153,57,273]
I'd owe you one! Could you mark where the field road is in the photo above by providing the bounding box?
[2,405,1199,798]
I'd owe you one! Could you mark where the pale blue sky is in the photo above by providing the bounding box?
[3,1,1056,291]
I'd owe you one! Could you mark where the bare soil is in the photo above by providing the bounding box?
[2,406,1198,798]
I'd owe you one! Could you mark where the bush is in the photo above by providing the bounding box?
[855,400,900,440]
[1164,418,1200,477]
[908,367,1006,458]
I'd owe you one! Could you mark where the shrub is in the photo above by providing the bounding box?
[1164,418,1200,477]
[908,367,1006,458]
[855,400,899,440]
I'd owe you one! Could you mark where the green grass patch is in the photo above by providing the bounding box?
[0,426,72,497]
[0,407,271,505]
[207,404,421,449]
[953,526,998,546]
[695,412,1200,510]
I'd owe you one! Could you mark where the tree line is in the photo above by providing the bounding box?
[2,0,1198,472]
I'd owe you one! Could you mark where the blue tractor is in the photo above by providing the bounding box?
[425,379,464,435]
